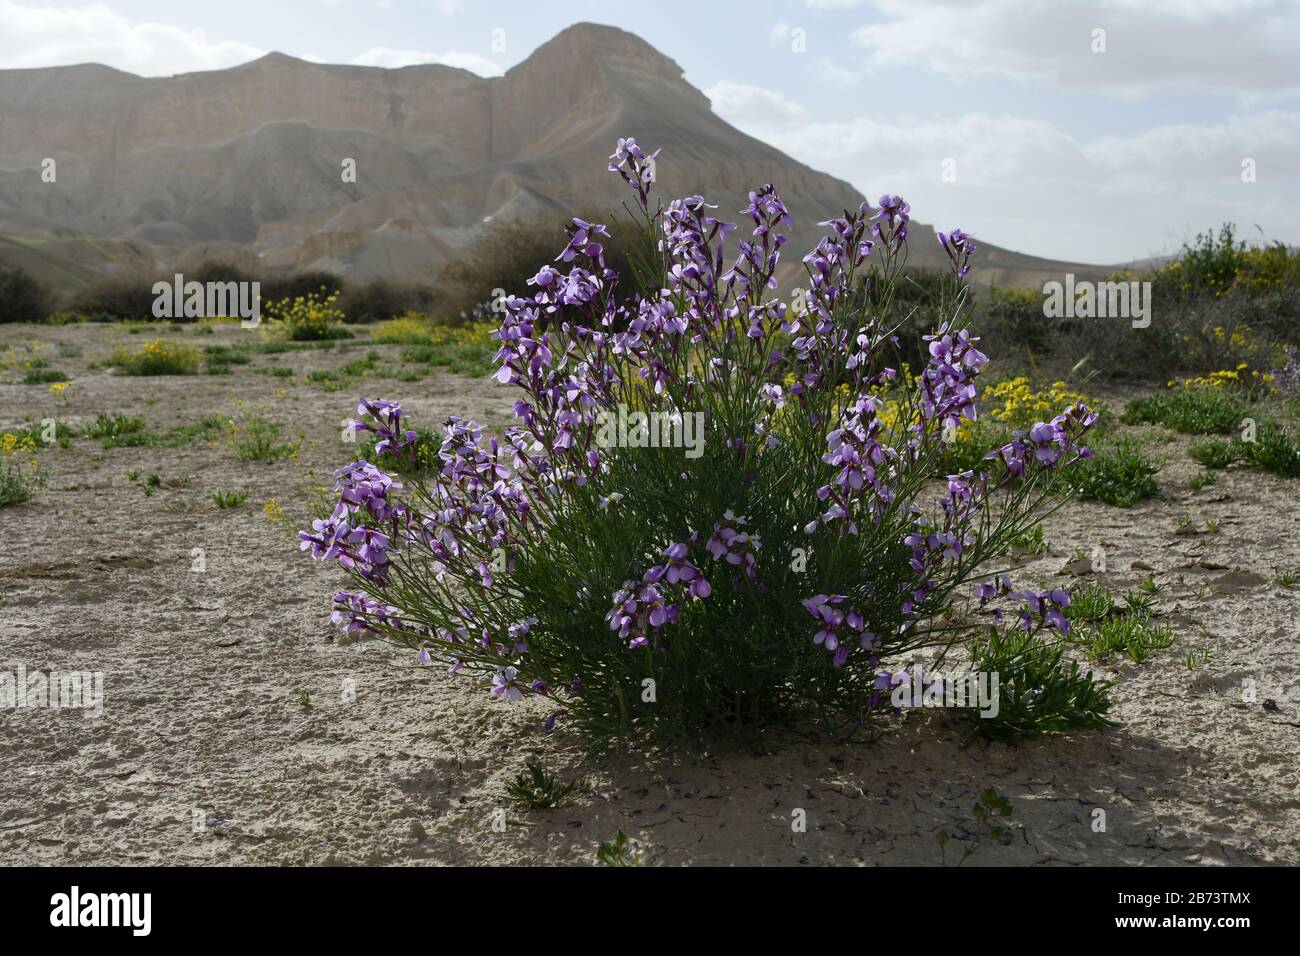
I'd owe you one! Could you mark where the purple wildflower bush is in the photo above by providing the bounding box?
[300,139,1101,746]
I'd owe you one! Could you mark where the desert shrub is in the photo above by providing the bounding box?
[108,339,202,375]
[0,460,42,506]
[68,275,159,321]
[1066,437,1160,507]
[258,272,346,305]
[863,268,950,369]
[959,626,1115,744]
[20,367,69,384]
[298,139,1105,750]
[1240,422,1300,478]
[1016,225,1300,381]
[338,279,431,324]
[433,212,637,324]
[1189,437,1240,470]
[0,437,44,507]
[264,291,352,341]
[0,266,53,324]
[1121,388,1250,434]
[974,286,1051,360]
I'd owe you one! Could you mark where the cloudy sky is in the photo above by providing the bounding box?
[1,0,1297,264]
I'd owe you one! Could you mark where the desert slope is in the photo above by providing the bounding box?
[0,23,1098,291]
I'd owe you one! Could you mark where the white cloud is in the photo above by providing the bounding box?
[851,0,1300,94]
[705,81,809,131]
[709,83,1300,262]
[815,57,860,85]
[0,0,264,75]
[349,46,501,76]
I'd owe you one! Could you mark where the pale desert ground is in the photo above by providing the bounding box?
[1,321,1297,866]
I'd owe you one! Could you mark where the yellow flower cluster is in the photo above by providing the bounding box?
[984,377,1090,430]
[112,338,202,374]
[373,313,497,349]
[265,290,346,339]
[1211,325,1254,350]
[0,432,37,455]
[1160,245,1300,297]
[428,323,496,349]
[1168,363,1274,395]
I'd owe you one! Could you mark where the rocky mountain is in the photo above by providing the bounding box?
[0,22,1097,292]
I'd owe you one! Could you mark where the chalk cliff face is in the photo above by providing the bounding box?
[0,21,1087,290]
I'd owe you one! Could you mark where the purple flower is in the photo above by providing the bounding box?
[491,667,526,702]
[937,228,977,278]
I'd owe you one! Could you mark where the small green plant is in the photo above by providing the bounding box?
[212,490,249,509]
[229,413,300,463]
[1067,438,1160,507]
[1065,583,1113,625]
[1122,389,1251,435]
[162,414,226,448]
[1077,613,1173,664]
[296,690,312,708]
[960,628,1115,744]
[305,369,346,391]
[505,762,579,810]
[1276,570,1297,588]
[125,468,141,482]
[1189,438,1239,470]
[1122,590,1155,617]
[596,831,647,867]
[1138,574,1161,595]
[937,788,1015,866]
[1240,423,1300,479]
[1188,470,1218,490]
[1184,647,1214,669]
[0,459,43,507]
[87,412,151,448]
[21,367,69,384]
[1007,524,1046,557]
[1205,519,1219,533]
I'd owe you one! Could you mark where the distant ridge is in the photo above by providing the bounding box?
[0,22,1102,291]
